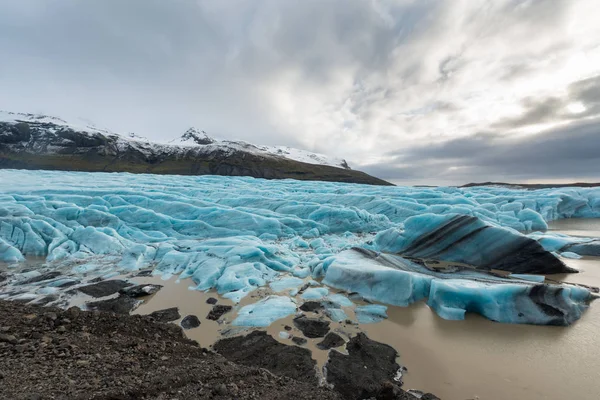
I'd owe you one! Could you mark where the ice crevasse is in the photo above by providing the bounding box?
[0,170,598,325]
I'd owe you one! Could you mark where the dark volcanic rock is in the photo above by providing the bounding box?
[213,331,318,385]
[291,336,308,346]
[316,332,345,350]
[206,297,218,305]
[134,269,153,277]
[19,271,61,285]
[86,295,140,314]
[293,315,330,338]
[148,307,181,323]
[325,333,404,400]
[0,299,342,400]
[119,284,162,298]
[299,301,323,312]
[78,280,131,298]
[181,315,201,330]
[207,305,232,321]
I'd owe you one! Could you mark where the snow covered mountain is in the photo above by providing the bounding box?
[0,111,386,185]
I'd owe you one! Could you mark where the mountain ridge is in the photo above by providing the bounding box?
[0,111,391,186]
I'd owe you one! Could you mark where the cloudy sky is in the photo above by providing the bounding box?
[1,0,599,185]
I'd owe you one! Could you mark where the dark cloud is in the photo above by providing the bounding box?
[493,97,566,129]
[361,119,600,184]
[493,75,600,130]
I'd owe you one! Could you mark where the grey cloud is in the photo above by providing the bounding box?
[0,0,598,185]
[361,119,600,184]
[493,97,566,129]
[493,75,600,130]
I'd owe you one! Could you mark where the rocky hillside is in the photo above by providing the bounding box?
[0,111,390,186]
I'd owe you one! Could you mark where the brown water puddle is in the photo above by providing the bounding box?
[129,221,600,400]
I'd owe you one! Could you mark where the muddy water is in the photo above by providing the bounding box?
[363,220,600,400]
[134,220,600,400]
[548,217,600,237]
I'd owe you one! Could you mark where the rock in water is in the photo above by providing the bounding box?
[325,332,402,399]
[375,213,575,274]
[292,336,308,346]
[119,284,162,298]
[78,280,131,298]
[299,301,323,312]
[18,271,62,285]
[293,315,330,338]
[316,332,345,350]
[86,295,140,314]
[180,315,201,329]
[207,305,232,321]
[148,307,180,323]
[213,331,318,385]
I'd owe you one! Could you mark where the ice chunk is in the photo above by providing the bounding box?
[270,276,304,292]
[375,214,574,274]
[355,305,388,324]
[428,280,590,325]
[301,287,329,300]
[232,296,297,327]
[323,249,594,326]
[561,251,583,259]
[279,331,291,339]
[0,170,598,327]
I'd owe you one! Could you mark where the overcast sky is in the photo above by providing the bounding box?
[1,0,599,185]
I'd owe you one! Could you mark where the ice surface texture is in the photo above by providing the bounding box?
[374,214,574,274]
[323,249,592,325]
[0,170,598,325]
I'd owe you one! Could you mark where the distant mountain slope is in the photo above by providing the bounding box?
[0,111,390,185]
[462,181,600,189]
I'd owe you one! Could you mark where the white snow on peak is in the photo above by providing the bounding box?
[0,110,115,136]
[168,127,216,146]
[0,110,351,169]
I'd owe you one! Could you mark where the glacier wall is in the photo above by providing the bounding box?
[0,170,598,325]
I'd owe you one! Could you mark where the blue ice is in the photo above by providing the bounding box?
[0,170,598,325]
[232,296,297,327]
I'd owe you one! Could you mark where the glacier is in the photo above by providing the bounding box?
[0,169,598,326]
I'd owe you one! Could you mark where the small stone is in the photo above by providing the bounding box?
[119,284,162,298]
[214,383,228,396]
[293,315,330,338]
[291,336,307,346]
[15,344,27,352]
[46,312,57,321]
[57,326,67,333]
[181,315,201,330]
[284,325,292,331]
[316,332,345,350]
[299,301,323,312]
[207,305,232,321]
[148,307,180,323]
[206,297,218,305]
[160,356,169,361]
[0,333,18,345]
